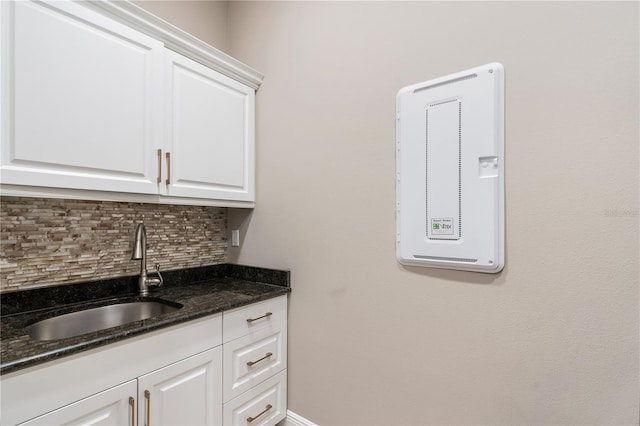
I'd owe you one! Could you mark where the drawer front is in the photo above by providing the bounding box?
[223,326,287,402]
[223,369,287,426]
[223,296,287,343]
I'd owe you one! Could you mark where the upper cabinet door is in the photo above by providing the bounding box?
[164,50,255,202]
[0,0,163,194]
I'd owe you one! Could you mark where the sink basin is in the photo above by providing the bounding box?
[26,300,182,341]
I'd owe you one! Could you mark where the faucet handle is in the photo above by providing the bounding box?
[146,263,164,288]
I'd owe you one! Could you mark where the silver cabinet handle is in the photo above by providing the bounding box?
[247,404,273,423]
[246,312,272,324]
[144,390,150,426]
[156,149,162,184]
[246,352,273,367]
[165,152,171,185]
[129,397,135,426]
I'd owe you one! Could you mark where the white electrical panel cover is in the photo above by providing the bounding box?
[396,63,504,273]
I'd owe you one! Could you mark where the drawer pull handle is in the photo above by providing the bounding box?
[129,397,135,426]
[156,149,162,184]
[165,152,171,185]
[246,352,273,367]
[144,390,151,426]
[246,404,273,423]
[246,312,272,323]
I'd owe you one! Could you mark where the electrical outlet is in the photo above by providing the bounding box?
[231,230,240,247]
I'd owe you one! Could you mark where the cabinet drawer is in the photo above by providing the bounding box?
[223,370,287,426]
[223,326,287,402]
[223,296,287,343]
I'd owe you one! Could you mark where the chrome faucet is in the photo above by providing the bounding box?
[131,223,163,296]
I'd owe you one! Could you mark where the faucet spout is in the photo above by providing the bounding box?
[132,223,163,295]
[132,223,146,261]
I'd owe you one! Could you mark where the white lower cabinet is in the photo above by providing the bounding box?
[18,380,137,426]
[2,297,287,426]
[16,348,223,426]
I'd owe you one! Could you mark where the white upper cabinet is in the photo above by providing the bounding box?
[165,51,255,202]
[0,0,262,207]
[1,0,163,195]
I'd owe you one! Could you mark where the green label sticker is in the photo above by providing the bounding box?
[431,218,454,235]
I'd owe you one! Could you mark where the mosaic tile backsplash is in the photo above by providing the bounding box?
[0,197,228,292]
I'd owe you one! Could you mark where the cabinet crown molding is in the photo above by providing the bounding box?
[80,0,263,90]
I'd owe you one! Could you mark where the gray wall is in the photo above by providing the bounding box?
[134,0,229,51]
[225,2,639,424]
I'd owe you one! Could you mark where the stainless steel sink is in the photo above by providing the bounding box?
[26,300,182,341]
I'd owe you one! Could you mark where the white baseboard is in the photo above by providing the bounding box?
[281,410,318,426]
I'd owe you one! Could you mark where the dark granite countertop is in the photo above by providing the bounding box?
[0,264,290,375]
